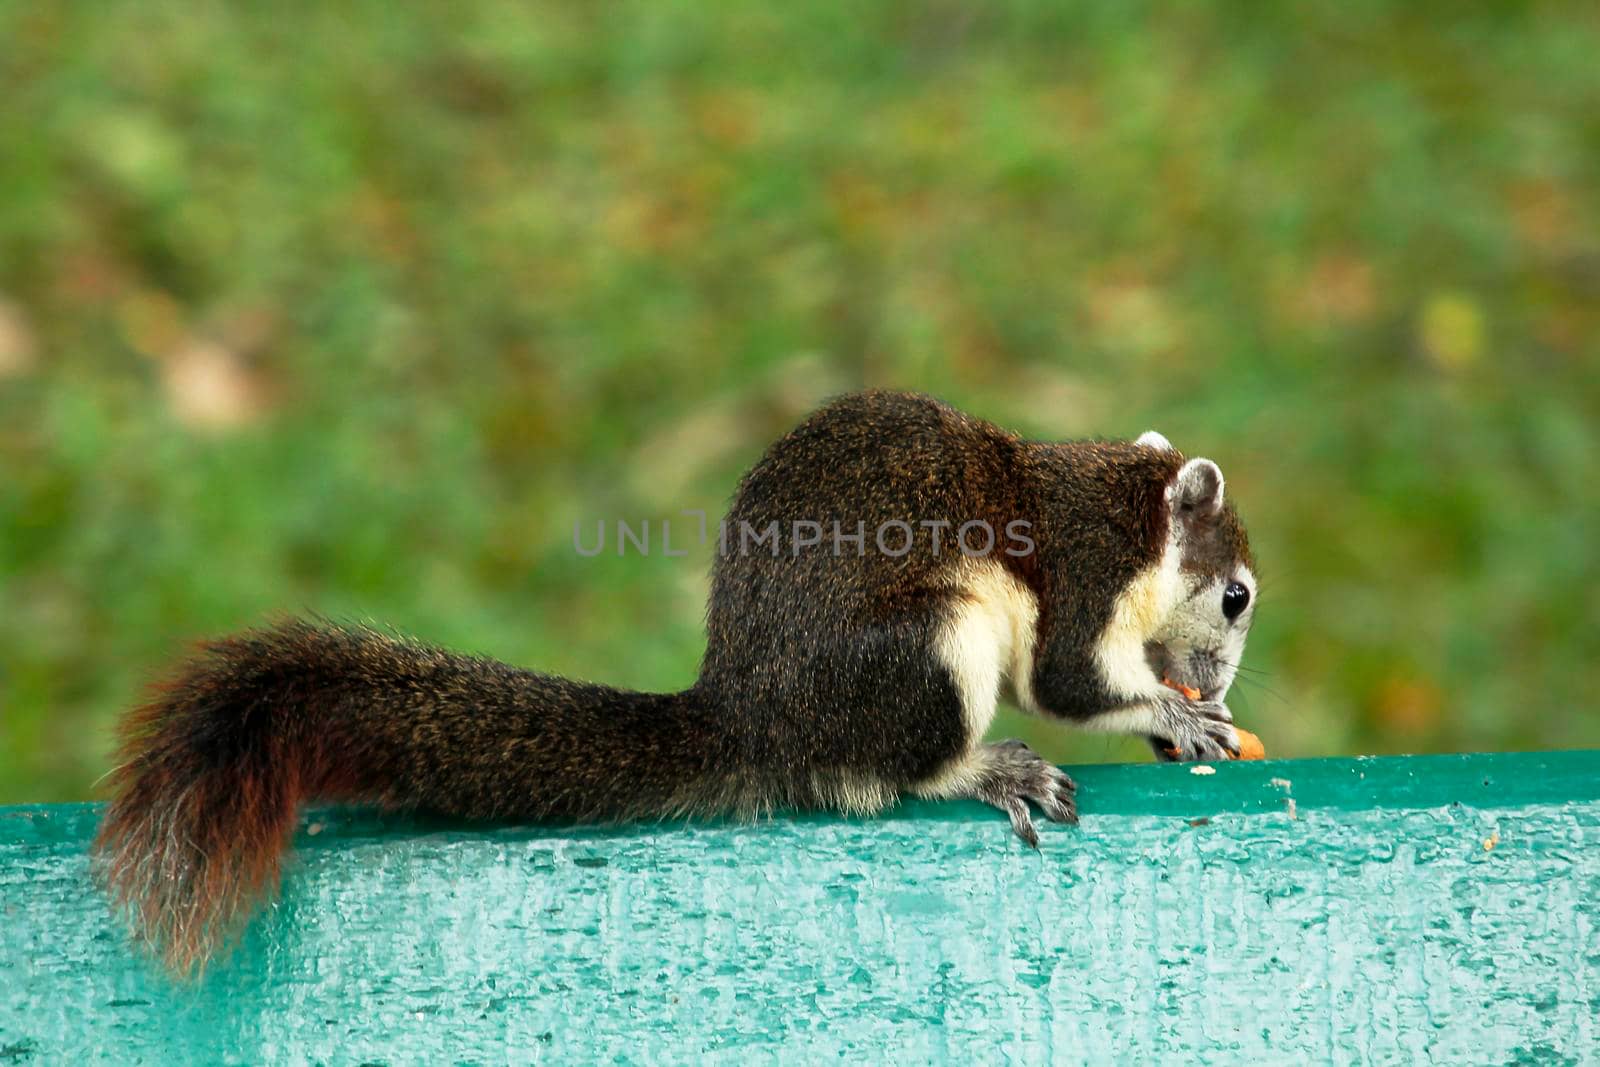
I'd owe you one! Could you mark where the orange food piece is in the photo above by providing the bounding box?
[1160,677,1203,702]
[1234,727,1266,761]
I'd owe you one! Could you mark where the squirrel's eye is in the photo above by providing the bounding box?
[1221,581,1250,621]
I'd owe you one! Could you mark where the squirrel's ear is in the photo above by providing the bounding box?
[1168,457,1224,519]
[1136,430,1175,451]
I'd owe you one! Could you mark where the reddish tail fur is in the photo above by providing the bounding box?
[93,624,362,973]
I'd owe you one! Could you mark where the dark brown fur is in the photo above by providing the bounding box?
[96,621,731,972]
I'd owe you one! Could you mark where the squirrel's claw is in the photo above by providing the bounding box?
[1004,797,1041,849]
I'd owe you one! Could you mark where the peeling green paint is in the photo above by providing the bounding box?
[3,753,1598,1063]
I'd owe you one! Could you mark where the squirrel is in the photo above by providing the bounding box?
[94,390,1257,971]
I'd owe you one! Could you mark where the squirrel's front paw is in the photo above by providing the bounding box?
[973,739,1078,848]
[1149,699,1239,763]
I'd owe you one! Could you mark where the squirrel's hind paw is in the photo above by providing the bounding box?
[972,739,1078,847]
[912,739,1077,846]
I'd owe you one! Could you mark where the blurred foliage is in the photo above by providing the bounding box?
[2,2,1598,802]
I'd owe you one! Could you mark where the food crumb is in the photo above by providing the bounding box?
[1161,677,1202,701]
[1483,831,1499,851]
[307,822,323,836]
[1190,765,1217,776]
[1268,777,1297,819]
[1188,817,1211,827]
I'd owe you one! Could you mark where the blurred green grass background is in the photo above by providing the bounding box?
[2,3,1598,802]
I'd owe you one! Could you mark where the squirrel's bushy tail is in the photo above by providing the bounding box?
[94,618,729,973]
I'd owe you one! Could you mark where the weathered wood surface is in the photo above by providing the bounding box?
[3,752,1598,1064]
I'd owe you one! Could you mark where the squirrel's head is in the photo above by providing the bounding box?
[1139,439,1257,703]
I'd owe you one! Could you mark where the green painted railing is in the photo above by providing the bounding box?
[3,752,1598,1063]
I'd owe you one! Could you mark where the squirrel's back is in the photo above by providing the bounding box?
[701,391,1039,807]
